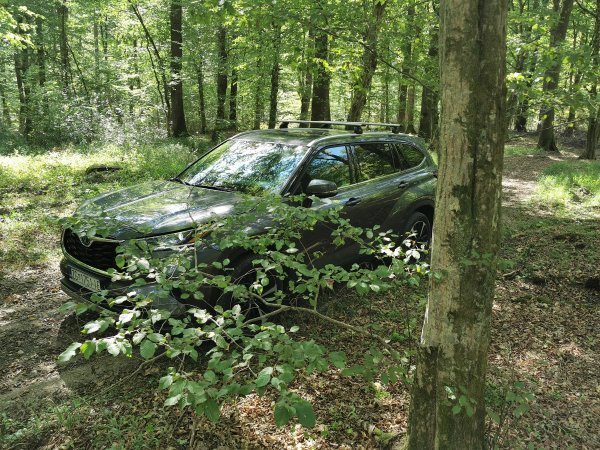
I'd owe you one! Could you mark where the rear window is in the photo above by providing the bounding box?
[397,143,425,169]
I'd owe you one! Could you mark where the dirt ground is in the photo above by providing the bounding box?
[0,146,598,449]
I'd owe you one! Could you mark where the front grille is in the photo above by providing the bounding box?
[63,229,120,271]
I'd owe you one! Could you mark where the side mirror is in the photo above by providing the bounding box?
[305,179,338,197]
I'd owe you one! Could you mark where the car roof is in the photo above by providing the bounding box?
[231,128,426,148]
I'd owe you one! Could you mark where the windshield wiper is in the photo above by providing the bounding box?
[168,177,193,186]
[193,184,235,192]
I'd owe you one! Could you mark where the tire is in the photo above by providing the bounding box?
[402,212,432,257]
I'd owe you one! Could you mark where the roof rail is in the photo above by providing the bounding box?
[279,120,402,134]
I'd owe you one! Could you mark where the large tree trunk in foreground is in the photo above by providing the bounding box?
[404,0,507,448]
[169,0,187,137]
[537,0,574,151]
[346,0,387,122]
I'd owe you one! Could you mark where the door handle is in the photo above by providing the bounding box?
[398,181,409,189]
[346,197,361,206]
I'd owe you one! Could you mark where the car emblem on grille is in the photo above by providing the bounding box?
[79,234,93,247]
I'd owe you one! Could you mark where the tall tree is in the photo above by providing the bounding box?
[196,58,207,134]
[215,24,228,128]
[418,25,439,140]
[404,0,507,448]
[346,0,387,122]
[58,0,70,93]
[582,0,600,159]
[310,26,331,122]
[268,22,282,129]
[537,0,575,151]
[169,0,187,137]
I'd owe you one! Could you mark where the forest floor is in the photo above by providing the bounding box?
[0,136,598,449]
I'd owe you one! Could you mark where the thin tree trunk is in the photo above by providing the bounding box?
[347,0,387,122]
[169,0,187,137]
[404,0,507,447]
[0,61,10,126]
[581,0,600,159]
[406,86,416,134]
[253,57,264,129]
[93,12,100,83]
[130,1,170,130]
[299,28,313,126]
[310,29,331,123]
[268,24,282,129]
[397,77,407,129]
[537,0,575,151]
[36,17,48,114]
[215,25,228,128]
[58,1,70,93]
[196,59,207,134]
[229,67,238,126]
[418,27,439,140]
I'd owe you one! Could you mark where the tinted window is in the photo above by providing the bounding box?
[398,143,425,169]
[353,143,397,181]
[304,146,353,189]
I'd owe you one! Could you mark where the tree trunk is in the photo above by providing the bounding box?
[397,77,407,129]
[346,0,387,122]
[36,17,48,114]
[298,27,313,125]
[229,67,238,126]
[253,57,264,129]
[418,28,439,140]
[406,86,416,134]
[169,0,187,137]
[537,0,575,151]
[215,25,228,128]
[404,0,507,448]
[196,59,207,134]
[268,24,282,129]
[310,29,331,123]
[0,61,10,126]
[58,0,70,93]
[581,0,600,159]
[14,16,31,136]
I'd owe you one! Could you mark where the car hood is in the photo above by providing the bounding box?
[78,180,242,239]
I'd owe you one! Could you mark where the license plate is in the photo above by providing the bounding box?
[70,267,101,292]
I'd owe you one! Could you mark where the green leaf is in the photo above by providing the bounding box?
[140,339,157,359]
[204,398,221,422]
[487,409,501,424]
[294,400,316,428]
[329,351,346,369]
[256,367,273,387]
[159,375,173,390]
[58,342,81,363]
[115,254,125,268]
[452,405,462,415]
[274,403,291,426]
[164,394,181,406]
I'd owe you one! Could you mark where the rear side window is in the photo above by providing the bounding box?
[397,143,425,169]
[304,146,353,189]
[353,143,397,181]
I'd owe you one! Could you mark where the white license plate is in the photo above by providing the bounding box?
[70,267,101,292]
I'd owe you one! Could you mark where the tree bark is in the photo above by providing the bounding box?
[299,28,313,125]
[0,61,10,126]
[215,25,228,128]
[268,24,282,129]
[58,0,70,93]
[35,16,48,115]
[169,0,187,137]
[581,0,600,159]
[196,58,207,134]
[537,0,575,151]
[310,29,331,123]
[404,0,507,448]
[229,67,238,126]
[346,0,387,122]
[418,27,439,140]
[14,17,31,136]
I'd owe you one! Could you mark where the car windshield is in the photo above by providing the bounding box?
[179,140,308,194]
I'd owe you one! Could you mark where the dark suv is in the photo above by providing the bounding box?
[60,121,437,313]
